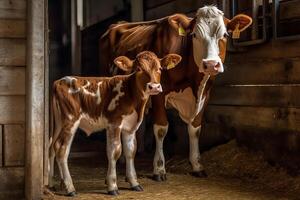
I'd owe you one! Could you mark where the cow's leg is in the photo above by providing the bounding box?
[188,113,207,178]
[122,131,143,191]
[54,120,80,196]
[106,126,122,195]
[152,95,168,181]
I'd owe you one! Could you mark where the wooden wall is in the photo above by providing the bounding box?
[205,40,300,172]
[0,0,26,199]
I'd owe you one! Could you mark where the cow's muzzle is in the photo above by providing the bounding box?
[202,59,223,75]
[146,83,162,95]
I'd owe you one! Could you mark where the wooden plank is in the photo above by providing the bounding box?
[226,40,300,62]
[218,59,300,85]
[26,0,45,199]
[4,124,25,166]
[0,125,2,167]
[209,85,300,107]
[0,39,25,66]
[205,105,300,132]
[0,67,25,95]
[0,167,24,190]
[145,0,210,20]
[0,0,26,19]
[0,19,25,38]
[280,0,300,20]
[0,96,25,124]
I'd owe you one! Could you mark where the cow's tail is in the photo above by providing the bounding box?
[48,86,62,187]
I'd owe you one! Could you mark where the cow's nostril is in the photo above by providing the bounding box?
[148,85,153,90]
[203,64,208,70]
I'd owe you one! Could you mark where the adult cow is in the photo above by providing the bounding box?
[100,6,252,181]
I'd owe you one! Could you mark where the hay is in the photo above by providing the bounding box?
[167,140,300,197]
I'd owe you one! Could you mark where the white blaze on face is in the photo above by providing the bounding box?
[192,6,227,74]
[108,80,125,111]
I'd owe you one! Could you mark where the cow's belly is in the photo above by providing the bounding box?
[165,87,198,124]
[79,114,108,136]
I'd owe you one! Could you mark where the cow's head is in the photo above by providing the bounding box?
[168,6,252,75]
[114,51,181,95]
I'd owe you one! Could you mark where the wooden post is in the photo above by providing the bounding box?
[71,0,81,75]
[131,0,144,22]
[26,0,45,199]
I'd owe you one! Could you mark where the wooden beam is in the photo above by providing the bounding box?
[0,125,2,167]
[4,124,25,166]
[26,0,45,199]
[71,0,81,75]
[131,0,144,22]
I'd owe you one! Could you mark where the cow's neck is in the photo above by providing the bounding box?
[127,73,149,118]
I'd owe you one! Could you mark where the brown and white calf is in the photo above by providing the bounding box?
[100,6,252,180]
[48,51,181,196]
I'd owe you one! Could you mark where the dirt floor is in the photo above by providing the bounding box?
[43,140,300,200]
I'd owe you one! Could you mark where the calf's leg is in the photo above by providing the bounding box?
[122,131,143,191]
[54,120,80,196]
[106,127,122,195]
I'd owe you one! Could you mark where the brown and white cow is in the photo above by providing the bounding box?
[48,51,181,196]
[100,6,252,181]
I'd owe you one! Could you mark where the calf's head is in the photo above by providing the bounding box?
[168,6,252,75]
[114,51,181,95]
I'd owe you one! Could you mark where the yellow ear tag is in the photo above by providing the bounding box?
[178,25,186,36]
[167,62,175,70]
[232,23,240,39]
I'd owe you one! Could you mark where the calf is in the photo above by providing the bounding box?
[48,51,181,196]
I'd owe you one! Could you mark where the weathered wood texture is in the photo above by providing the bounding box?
[204,37,300,171]
[0,96,25,123]
[26,0,45,199]
[0,19,26,38]
[0,67,25,95]
[0,167,24,199]
[145,0,220,20]
[210,85,300,107]
[4,124,25,166]
[206,105,300,132]
[0,126,2,167]
[0,0,26,19]
[216,59,300,85]
[0,39,26,66]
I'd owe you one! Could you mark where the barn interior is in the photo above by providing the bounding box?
[1,0,300,199]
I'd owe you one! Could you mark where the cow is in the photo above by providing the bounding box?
[99,6,252,181]
[48,51,182,196]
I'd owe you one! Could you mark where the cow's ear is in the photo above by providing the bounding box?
[226,14,252,33]
[168,14,192,36]
[160,54,182,70]
[114,56,134,72]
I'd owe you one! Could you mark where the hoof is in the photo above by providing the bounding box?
[153,174,167,182]
[190,170,208,178]
[66,191,76,197]
[108,190,119,196]
[131,185,143,192]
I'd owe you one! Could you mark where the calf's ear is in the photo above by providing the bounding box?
[168,14,192,36]
[226,14,252,38]
[114,56,134,72]
[161,54,182,70]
